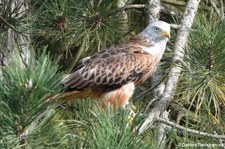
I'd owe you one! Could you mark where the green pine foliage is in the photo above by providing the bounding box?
[175,15,225,129]
[0,0,28,49]
[0,47,62,148]
[59,100,153,149]
[31,0,129,70]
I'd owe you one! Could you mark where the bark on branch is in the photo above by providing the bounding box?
[209,0,224,22]
[157,117,225,140]
[145,1,169,147]
[147,0,161,22]
[125,4,145,9]
[139,0,201,134]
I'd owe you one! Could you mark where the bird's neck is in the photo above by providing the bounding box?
[130,34,168,60]
[147,39,168,61]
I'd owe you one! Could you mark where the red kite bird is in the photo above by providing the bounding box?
[55,21,170,108]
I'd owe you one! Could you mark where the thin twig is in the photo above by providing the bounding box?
[125,4,182,20]
[137,77,165,99]
[125,4,146,9]
[170,23,181,29]
[18,49,29,69]
[161,0,186,6]
[161,6,182,18]
[209,0,224,22]
[0,15,18,32]
[144,98,157,113]
[156,117,225,140]
[213,131,225,149]
[219,0,224,20]
[167,110,184,149]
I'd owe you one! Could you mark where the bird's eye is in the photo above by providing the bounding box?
[154,27,159,31]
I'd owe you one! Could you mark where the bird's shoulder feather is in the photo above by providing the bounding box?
[62,38,157,91]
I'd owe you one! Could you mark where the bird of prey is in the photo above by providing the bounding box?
[56,20,170,108]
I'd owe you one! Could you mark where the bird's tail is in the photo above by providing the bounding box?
[44,90,93,104]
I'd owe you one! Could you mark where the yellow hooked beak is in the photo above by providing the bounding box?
[162,31,170,38]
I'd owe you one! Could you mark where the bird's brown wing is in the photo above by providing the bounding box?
[62,44,156,92]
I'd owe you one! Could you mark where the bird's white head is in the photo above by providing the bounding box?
[136,20,170,58]
[142,20,170,42]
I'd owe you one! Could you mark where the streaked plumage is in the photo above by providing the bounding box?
[59,21,170,108]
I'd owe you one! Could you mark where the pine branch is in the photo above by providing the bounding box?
[156,117,225,140]
[139,0,201,134]
[125,4,145,9]
[209,0,224,22]
[220,0,224,20]
[125,4,182,21]
[161,6,182,18]
[170,23,181,29]
[213,131,225,149]
[146,0,161,22]
[161,0,187,6]
[0,15,18,32]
